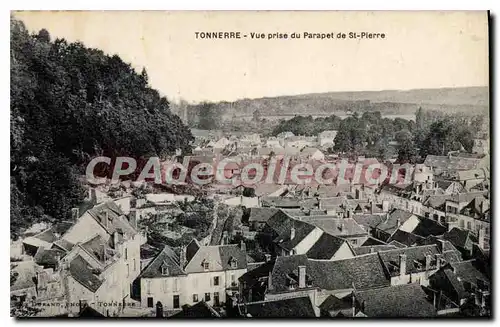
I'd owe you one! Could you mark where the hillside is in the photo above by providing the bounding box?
[184,87,489,123]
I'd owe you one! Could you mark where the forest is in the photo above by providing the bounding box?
[10,18,193,238]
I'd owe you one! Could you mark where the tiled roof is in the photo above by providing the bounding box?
[387,230,425,247]
[355,284,437,317]
[86,201,137,237]
[269,254,389,294]
[443,228,477,249]
[378,245,440,277]
[353,245,397,256]
[241,296,317,318]
[80,234,115,264]
[423,195,452,210]
[69,255,103,293]
[306,233,347,260]
[140,246,185,278]
[299,217,367,237]
[274,220,316,251]
[34,247,65,267]
[172,301,220,318]
[374,209,414,235]
[184,244,247,274]
[352,214,386,230]
[248,208,280,223]
[411,217,448,238]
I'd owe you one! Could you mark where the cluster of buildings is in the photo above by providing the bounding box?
[10,126,491,318]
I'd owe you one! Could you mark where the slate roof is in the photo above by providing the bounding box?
[355,284,437,317]
[352,214,386,230]
[374,209,414,235]
[33,228,58,243]
[360,237,387,246]
[388,230,425,246]
[443,228,477,249]
[353,245,397,256]
[269,254,390,294]
[33,247,65,267]
[241,296,317,318]
[140,246,185,278]
[274,219,317,251]
[69,255,103,293]
[319,295,352,313]
[248,208,280,223]
[423,195,452,210]
[184,244,247,274]
[172,301,220,318]
[449,260,490,287]
[80,234,115,264]
[378,245,440,277]
[86,201,137,237]
[306,233,347,260]
[411,218,448,238]
[52,239,75,253]
[299,217,367,237]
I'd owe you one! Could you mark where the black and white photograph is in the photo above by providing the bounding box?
[9,10,491,318]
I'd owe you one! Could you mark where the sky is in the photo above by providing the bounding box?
[14,11,489,103]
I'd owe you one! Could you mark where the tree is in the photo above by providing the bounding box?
[252,109,261,122]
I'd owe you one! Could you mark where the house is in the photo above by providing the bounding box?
[296,216,369,247]
[428,260,490,309]
[377,244,456,286]
[299,147,325,161]
[317,130,338,147]
[371,209,418,242]
[319,294,353,317]
[171,300,221,318]
[58,201,144,316]
[140,239,248,312]
[423,155,489,177]
[353,283,437,317]
[442,228,478,258]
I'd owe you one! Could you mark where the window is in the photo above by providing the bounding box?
[146,281,151,294]
[214,292,220,306]
[205,293,211,302]
[231,273,236,286]
[351,239,357,245]
[193,294,198,303]
[213,276,220,286]
[125,248,128,260]
[459,220,465,228]
[126,264,129,277]
[174,278,179,292]
[203,261,209,271]
[133,259,136,271]
[161,265,169,276]
[162,280,168,292]
[230,259,238,269]
[467,222,472,230]
[147,297,153,308]
[173,295,180,309]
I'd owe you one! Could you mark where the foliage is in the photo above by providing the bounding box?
[10,18,193,238]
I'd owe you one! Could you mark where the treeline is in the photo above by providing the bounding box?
[10,18,193,238]
[269,109,486,163]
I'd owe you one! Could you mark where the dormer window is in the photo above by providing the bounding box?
[202,260,209,271]
[230,258,238,269]
[161,263,169,276]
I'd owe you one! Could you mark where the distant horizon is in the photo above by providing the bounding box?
[170,85,489,105]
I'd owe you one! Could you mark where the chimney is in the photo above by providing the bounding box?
[290,227,296,240]
[264,254,271,262]
[399,254,407,276]
[397,219,401,228]
[179,247,186,269]
[128,209,138,228]
[113,231,120,249]
[298,265,306,288]
[267,270,273,290]
[222,231,228,245]
[369,247,375,254]
[478,228,486,250]
[89,188,97,204]
[435,253,442,270]
[71,208,79,220]
[382,200,389,212]
[425,254,432,271]
[240,240,246,252]
[370,201,376,214]
[36,271,49,291]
